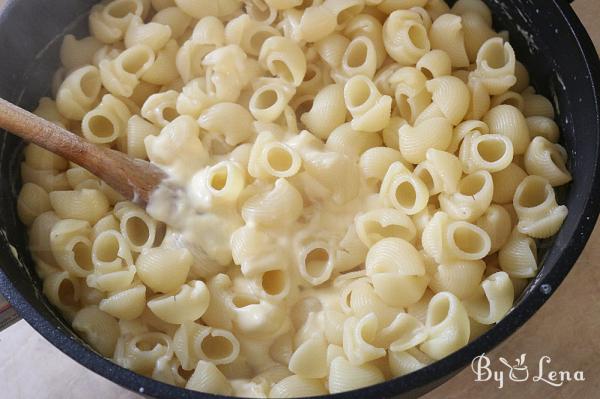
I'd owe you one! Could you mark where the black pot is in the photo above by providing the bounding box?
[1,0,599,398]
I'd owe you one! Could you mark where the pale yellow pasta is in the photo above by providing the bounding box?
[344,14,386,68]
[297,241,336,286]
[399,117,453,163]
[526,116,560,143]
[141,39,180,85]
[29,211,61,266]
[175,0,242,18]
[476,204,513,254]
[328,356,385,394]
[189,162,247,208]
[343,75,392,132]
[391,67,431,124]
[60,35,104,70]
[483,104,531,155]
[454,119,491,147]
[123,115,160,159]
[326,123,382,159]
[338,36,378,81]
[72,306,120,357]
[380,161,430,215]
[49,189,110,224]
[141,90,179,127]
[523,92,555,118]
[241,178,303,225]
[301,83,347,139]
[145,116,209,182]
[148,280,210,324]
[428,259,486,299]
[424,0,450,18]
[315,33,350,69]
[198,102,255,146]
[491,162,528,204]
[174,322,240,369]
[359,146,407,182]
[259,36,306,86]
[451,0,492,27]
[524,136,572,187]
[249,78,296,122]
[56,65,102,120]
[498,227,538,279]
[459,132,514,173]
[471,37,517,95]
[17,182,52,226]
[269,375,328,398]
[336,223,370,272]
[375,312,427,351]
[388,348,432,378]
[203,45,258,103]
[513,175,568,238]
[65,166,97,189]
[298,146,361,205]
[135,247,192,293]
[417,49,452,79]
[187,360,234,394]
[356,208,417,247]
[439,170,493,222]
[43,271,81,319]
[297,63,332,97]
[460,11,496,62]
[175,78,215,118]
[340,279,398,327]
[465,75,491,120]
[323,0,365,29]
[429,13,469,68]
[419,291,470,360]
[23,1,573,394]
[413,148,462,195]
[151,6,193,39]
[82,94,131,144]
[124,15,172,51]
[383,10,430,65]
[21,163,69,192]
[34,98,69,128]
[511,60,530,92]
[90,229,133,272]
[248,131,301,179]
[288,334,329,378]
[464,271,514,324]
[114,331,174,375]
[113,201,158,252]
[89,0,147,44]
[491,90,524,110]
[365,238,428,307]
[99,44,155,97]
[426,76,470,125]
[99,284,147,320]
[422,211,491,263]
[49,219,94,277]
[342,313,386,365]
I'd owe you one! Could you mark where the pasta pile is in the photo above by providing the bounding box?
[17,0,572,396]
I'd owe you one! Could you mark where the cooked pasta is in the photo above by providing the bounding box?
[21,0,571,396]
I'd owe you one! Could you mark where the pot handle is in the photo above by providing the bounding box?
[0,293,19,331]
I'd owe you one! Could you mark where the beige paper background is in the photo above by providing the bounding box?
[0,1,599,398]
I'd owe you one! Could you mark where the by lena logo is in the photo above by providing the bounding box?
[471,353,585,389]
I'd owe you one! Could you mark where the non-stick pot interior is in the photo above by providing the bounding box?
[0,1,599,398]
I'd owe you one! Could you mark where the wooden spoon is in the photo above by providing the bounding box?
[0,98,166,205]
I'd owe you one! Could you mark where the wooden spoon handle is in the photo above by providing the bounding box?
[0,97,165,204]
